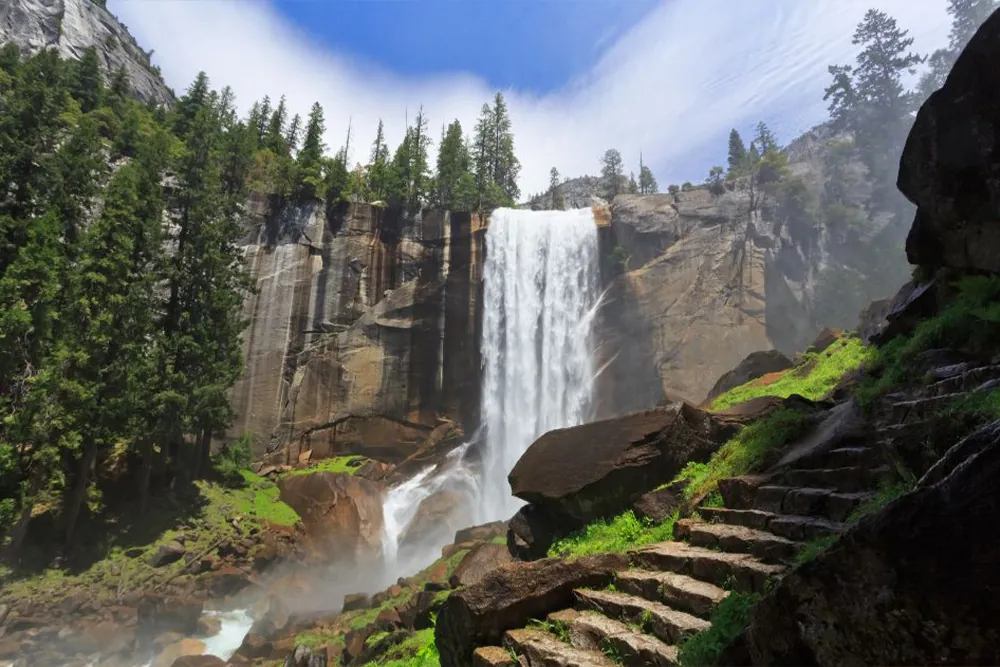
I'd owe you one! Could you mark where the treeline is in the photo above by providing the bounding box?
[243,91,522,212]
[0,45,255,555]
[534,152,658,211]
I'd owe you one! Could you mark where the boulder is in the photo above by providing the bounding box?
[506,503,560,561]
[149,541,187,568]
[278,472,384,563]
[137,595,203,637]
[717,475,769,510]
[868,280,939,346]
[341,593,370,613]
[152,638,206,667]
[898,8,1000,274]
[171,657,226,667]
[283,644,328,667]
[508,402,741,536]
[857,298,892,344]
[454,521,507,545]
[631,480,686,523]
[745,419,1000,666]
[448,543,514,588]
[435,553,628,667]
[399,488,473,552]
[705,350,794,402]
[808,328,841,354]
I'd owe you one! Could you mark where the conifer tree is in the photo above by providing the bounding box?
[286,113,302,153]
[69,46,103,113]
[295,102,327,200]
[639,164,658,195]
[435,120,470,209]
[600,149,624,200]
[549,167,565,210]
[265,95,288,154]
[727,129,748,177]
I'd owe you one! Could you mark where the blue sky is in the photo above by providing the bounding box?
[273,0,659,95]
[112,0,951,197]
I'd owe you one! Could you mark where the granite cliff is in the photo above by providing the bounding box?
[0,0,173,104]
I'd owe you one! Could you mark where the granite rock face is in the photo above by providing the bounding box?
[594,128,910,410]
[899,8,1000,273]
[227,198,484,459]
[0,0,173,104]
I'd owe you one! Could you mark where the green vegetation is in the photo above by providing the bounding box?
[678,592,760,667]
[855,275,1000,408]
[711,337,870,411]
[547,510,678,558]
[282,455,368,478]
[367,628,440,667]
[677,408,812,501]
[793,534,839,567]
[528,617,570,643]
[846,478,914,525]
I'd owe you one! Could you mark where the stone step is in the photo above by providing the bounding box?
[573,588,710,646]
[775,465,892,493]
[929,364,1000,396]
[890,393,964,423]
[795,446,878,470]
[674,519,798,563]
[753,486,871,522]
[474,646,519,667]
[552,608,680,667]
[630,541,784,594]
[696,507,846,542]
[503,627,613,667]
[614,569,728,619]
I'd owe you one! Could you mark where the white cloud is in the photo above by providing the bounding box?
[110,0,949,196]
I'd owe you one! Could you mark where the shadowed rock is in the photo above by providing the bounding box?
[706,350,794,402]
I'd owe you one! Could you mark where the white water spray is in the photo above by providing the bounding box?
[477,207,600,521]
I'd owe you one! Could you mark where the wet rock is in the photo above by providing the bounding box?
[631,480,686,523]
[399,488,473,554]
[898,8,1000,274]
[342,593,371,613]
[857,298,892,344]
[455,521,508,545]
[435,553,628,667]
[283,644,328,667]
[137,595,203,637]
[149,541,187,568]
[717,475,770,510]
[152,638,206,667]
[196,615,222,638]
[868,280,939,345]
[745,419,1000,666]
[278,472,384,564]
[449,543,514,588]
[706,350,794,402]
[171,656,226,667]
[808,328,842,354]
[506,503,560,561]
[509,402,741,540]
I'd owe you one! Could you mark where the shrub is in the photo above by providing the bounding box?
[548,510,677,558]
[678,592,760,667]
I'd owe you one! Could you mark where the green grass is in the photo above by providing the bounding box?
[675,408,812,501]
[365,628,439,667]
[846,478,913,525]
[547,510,678,558]
[855,275,1000,408]
[793,533,838,567]
[295,629,347,650]
[711,337,871,411]
[527,617,570,643]
[678,592,760,667]
[282,455,369,478]
[208,469,300,526]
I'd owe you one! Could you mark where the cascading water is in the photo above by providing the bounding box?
[477,207,600,521]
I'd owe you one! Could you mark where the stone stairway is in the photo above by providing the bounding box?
[472,423,895,666]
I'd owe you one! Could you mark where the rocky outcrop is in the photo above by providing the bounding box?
[899,8,1000,274]
[594,127,911,410]
[745,419,1000,666]
[436,553,628,667]
[706,350,794,402]
[0,0,173,104]
[228,199,485,459]
[507,403,742,557]
[277,472,384,564]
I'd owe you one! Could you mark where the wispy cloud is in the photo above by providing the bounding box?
[111,0,949,195]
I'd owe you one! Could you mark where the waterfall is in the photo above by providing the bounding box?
[477,207,600,521]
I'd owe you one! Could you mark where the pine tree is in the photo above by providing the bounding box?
[435,120,469,209]
[639,164,658,194]
[753,122,779,156]
[490,93,521,204]
[173,71,210,139]
[265,95,288,154]
[919,0,997,98]
[707,166,725,195]
[628,172,639,194]
[409,106,431,209]
[549,167,564,210]
[69,46,103,113]
[295,102,327,201]
[600,149,624,200]
[286,113,302,153]
[727,129,748,176]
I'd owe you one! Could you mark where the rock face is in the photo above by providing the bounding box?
[507,402,741,556]
[594,128,911,409]
[745,419,1000,666]
[228,199,484,458]
[899,8,1000,274]
[0,0,173,104]
[277,471,384,563]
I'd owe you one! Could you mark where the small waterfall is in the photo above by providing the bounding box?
[477,207,600,521]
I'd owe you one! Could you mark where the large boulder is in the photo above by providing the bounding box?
[449,543,514,588]
[399,488,473,553]
[898,8,1000,273]
[277,472,384,563]
[509,402,741,530]
[745,419,1000,665]
[705,350,794,402]
[435,553,628,667]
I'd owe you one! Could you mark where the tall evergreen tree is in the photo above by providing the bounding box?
[295,102,327,200]
[727,129,748,177]
[286,113,302,153]
[435,120,469,209]
[265,95,288,154]
[600,149,624,200]
[639,164,658,194]
[549,167,564,210]
[69,46,103,113]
